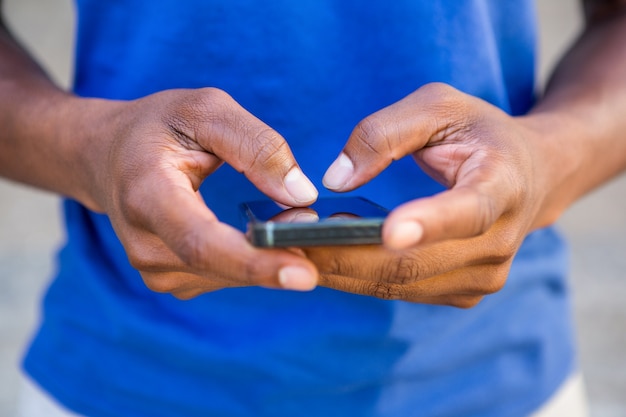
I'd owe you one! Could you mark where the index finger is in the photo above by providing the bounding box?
[382,180,509,250]
[322,83,472,192]
[131,171,320,291]
[165,88,319,207]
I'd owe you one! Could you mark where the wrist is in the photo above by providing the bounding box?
[515,109,586,229]
[54,95,127,212]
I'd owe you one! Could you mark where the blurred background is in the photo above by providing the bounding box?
[0,0,624,416]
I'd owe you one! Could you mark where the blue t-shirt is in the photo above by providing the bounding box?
[24,1,576,416]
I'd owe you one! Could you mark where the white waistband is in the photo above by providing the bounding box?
[16,371,589,417]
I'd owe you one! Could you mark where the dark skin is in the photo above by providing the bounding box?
[1,1,625,304]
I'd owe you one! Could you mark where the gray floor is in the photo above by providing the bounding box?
[0,1,624,416]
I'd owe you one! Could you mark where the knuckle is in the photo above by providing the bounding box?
[126,245,153,271]
[315,251,354,278]
[480,272,507,295]
[169,87,233,139]
[352,116,393,160]
[467,264,510,295]
[487,232,519,264]
[384,254,422,285]
[419,82,463,108]
[196,88,237,123]
[199,86,232,103]
[118,184,149,225]
[187,87,233,115]
[141,272,178,294]
[245,129,290,172]
[365,281,406,301]
[328,252,348,275]
[172,289,203,300]
[449,295,483,309]
[176,232,206,269]
[417,82,474,130]
[118,229,162,272]
[172,292,193,300]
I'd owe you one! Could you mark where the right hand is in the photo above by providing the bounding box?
[71,88,320,299]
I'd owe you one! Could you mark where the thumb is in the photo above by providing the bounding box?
[322,83,469,192]
[168,87,319,207]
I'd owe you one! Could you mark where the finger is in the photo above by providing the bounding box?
[318,261,509,305]
[270,207,319,223]
[124,173,319,291]
[382,178,512,250]
[404,295,484,309]
[323,83,471,191]
[141,270,231,296]
[119,228,193,274]
[127,227,320,296]
[306,245,456,284]
[167,88,318,207]
[400,262,511,299]
[304,231,516,285]
[320,272,483,308]
[172,288,222,301]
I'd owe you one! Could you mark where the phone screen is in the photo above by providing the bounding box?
[240,197,389,247]
[242,197,389,223]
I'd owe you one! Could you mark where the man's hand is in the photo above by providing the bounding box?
[0,19,321,298]
[304,83,564,307]
[304,3,626,307]
[70,88,320,298]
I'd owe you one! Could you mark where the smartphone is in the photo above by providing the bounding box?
[240,197,389,247]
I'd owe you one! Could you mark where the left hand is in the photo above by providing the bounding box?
[305,82,559,307]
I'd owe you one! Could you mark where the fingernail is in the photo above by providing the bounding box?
[284,168,318,204]
[278,210,319,223]
[323,153,354,191]
[292,212,319,223]
[279,266,317,291]
[388,221,423,249]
